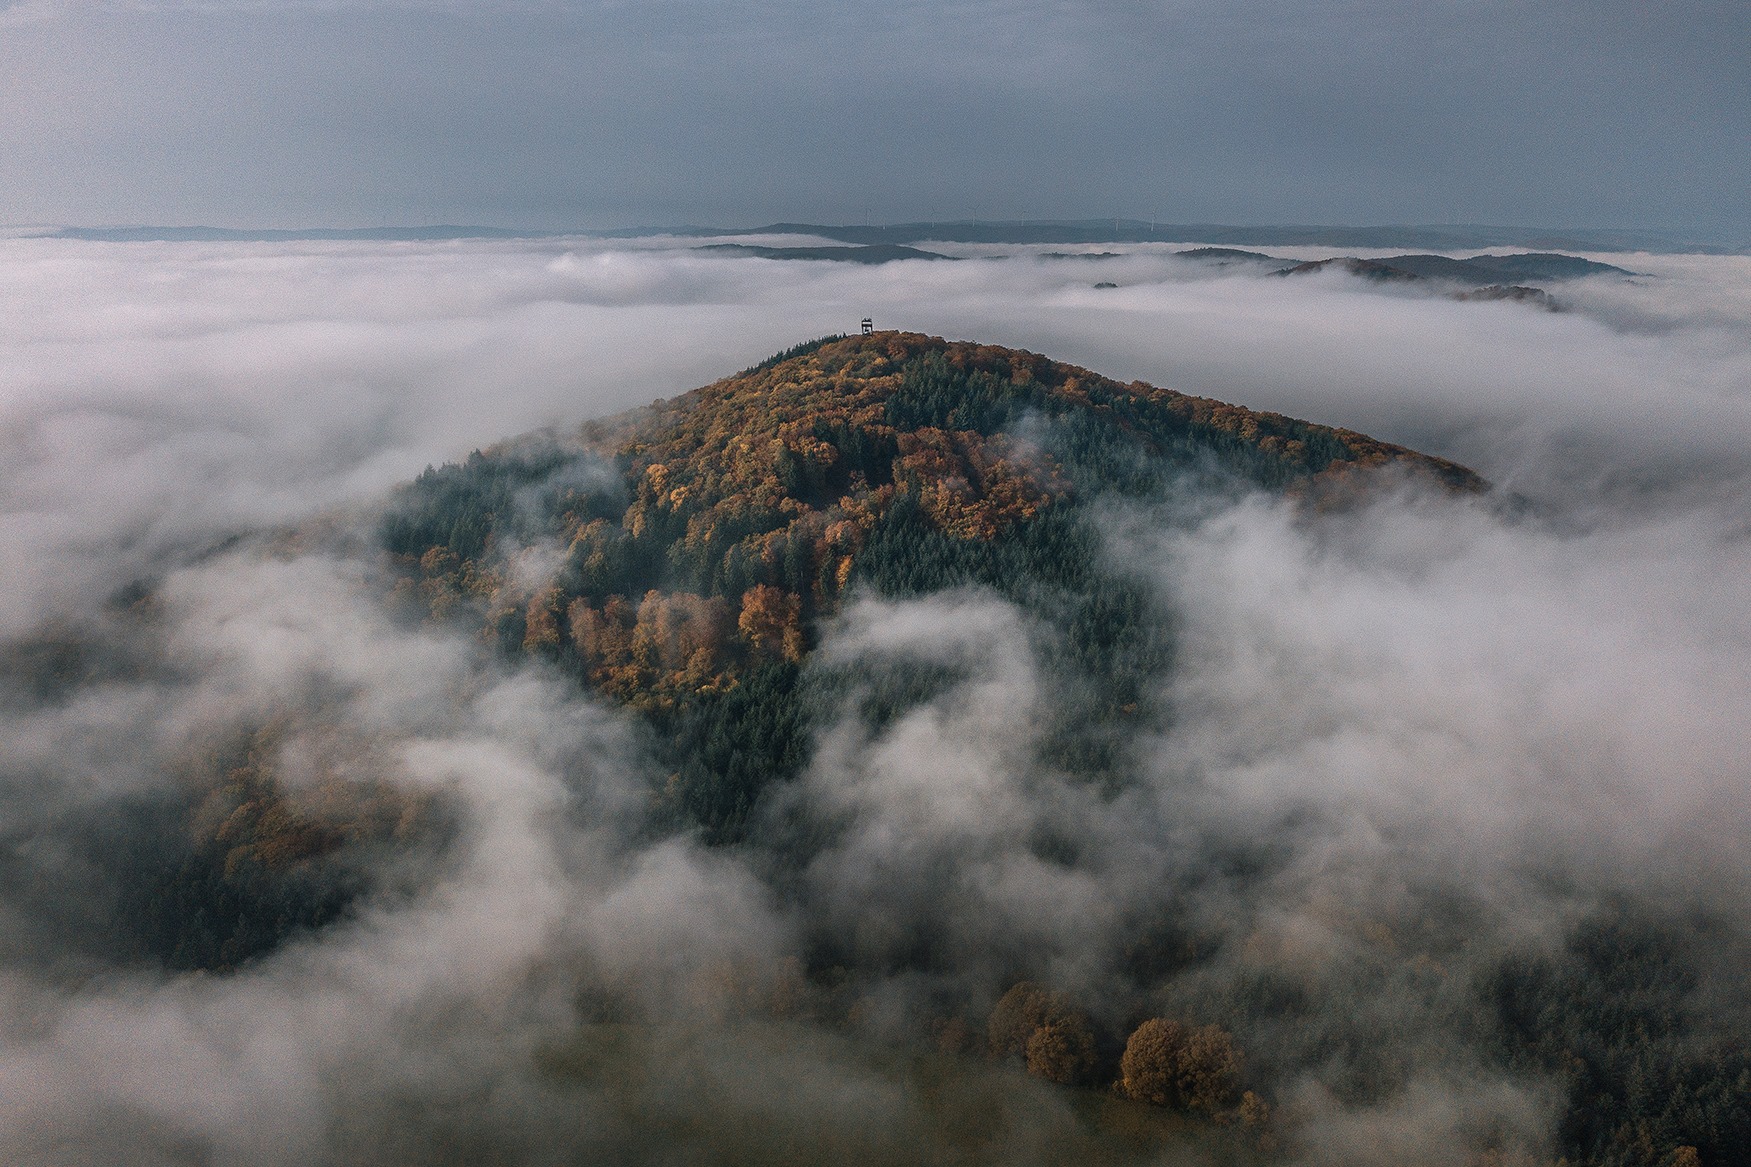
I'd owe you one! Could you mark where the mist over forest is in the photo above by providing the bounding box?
[2,234,1749,1166]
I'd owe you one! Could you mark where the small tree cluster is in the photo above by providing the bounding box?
[1117,1017,1242,1113]
[988,982,1098,1085]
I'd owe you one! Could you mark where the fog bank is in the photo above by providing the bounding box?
[1,235,1747,1164]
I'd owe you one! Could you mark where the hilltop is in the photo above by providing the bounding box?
[381,332,1481,838]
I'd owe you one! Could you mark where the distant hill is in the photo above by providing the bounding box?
[688,220,1742,254]
[1173,247,1284,265]
[36,221,1742,253]
[693,243,951,263]
[1278,252,1627,283]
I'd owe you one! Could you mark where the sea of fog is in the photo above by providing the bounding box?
[1,234,1748,1165]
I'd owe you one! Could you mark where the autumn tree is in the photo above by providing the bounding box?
[1026,1016,1097,1085]
[1238,1089,1270,1128]
[1118,1017,1183,1106]
[522,586,563,650]
[989,981,1098,1084]
[989,982,1061,1058]
[1118,1018,1242,1113]
[738,583,803,660]
[1177,1023,1242,1112]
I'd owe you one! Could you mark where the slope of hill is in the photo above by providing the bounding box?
[380,332,1481,839]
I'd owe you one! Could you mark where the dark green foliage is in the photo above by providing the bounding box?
[130,832,363,972]
[381,444,621,563]
[493,605,528,655]
[1156,903,1751,1167]
[741,334,847,375]
[852,492,1169,779]
[812,420,898,490]
[856,494,1169,686]
[650,663,806,844]
[805,657,970,740]
[885,352,1043,433]
[1050,374,1353,492]
[0,796,362,973]
[880,350,1357,499]
[1482,914,1751,1167]
[775,443,831,505]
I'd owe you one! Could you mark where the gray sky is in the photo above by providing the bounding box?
[2,0,1747,234]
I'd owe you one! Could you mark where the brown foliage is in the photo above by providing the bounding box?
[186,725,432,878]
[523,586,563,650]
[738,583,803,660]
[1238,1089,1270,1128]
[988,981,1098,1084]
[989,981,1063,1058]
[1118,1018,1242,1113]
[1025,1016,1098,1085]
[1117,1017,1184,1106]
[565,590,736,701]
[1178,1023,1242,1111]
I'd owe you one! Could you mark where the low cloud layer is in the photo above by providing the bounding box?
[1,235,1748,1164]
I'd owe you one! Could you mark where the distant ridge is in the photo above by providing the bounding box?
[49,225,558,243]
[680,220,1743,255]
[693,242,951,263]
[1272,252,1627,283]
[34,221,1743,253]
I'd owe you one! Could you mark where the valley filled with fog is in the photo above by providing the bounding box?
[2,235,1749,1165]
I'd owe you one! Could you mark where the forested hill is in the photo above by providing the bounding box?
[45,335,1751,1167]
[39,332,1485,979]
[380,332,1482,838]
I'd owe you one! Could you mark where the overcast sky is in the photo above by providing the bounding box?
[1,0,1747,235]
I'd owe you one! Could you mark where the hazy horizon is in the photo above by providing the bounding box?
[7,219,1746,249]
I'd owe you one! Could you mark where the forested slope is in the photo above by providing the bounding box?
[379,331,1479,840]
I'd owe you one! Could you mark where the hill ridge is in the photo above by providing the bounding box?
[381,332,1482,838]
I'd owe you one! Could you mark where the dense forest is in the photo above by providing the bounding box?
[12,332,1741,1165]
[378,332,1477,839]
